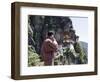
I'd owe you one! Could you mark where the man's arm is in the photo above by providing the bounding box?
[48,39,58,52]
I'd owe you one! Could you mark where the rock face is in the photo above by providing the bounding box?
[28,15,88,66]
[28,15,76,53]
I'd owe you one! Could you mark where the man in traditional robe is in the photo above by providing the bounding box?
[41,31,58,66]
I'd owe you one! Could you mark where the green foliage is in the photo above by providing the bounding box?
[28,45,36,53]
[62,48,75,64]
[63,48,74,57]
[79,49,85,63]
[74,42,81,53]
[74,42,87,64]
[28,46,40,66]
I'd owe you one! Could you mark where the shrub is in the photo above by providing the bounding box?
[28,46,40,66]
[74,42,87,64]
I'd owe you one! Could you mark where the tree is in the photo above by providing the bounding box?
[74,42,86,64]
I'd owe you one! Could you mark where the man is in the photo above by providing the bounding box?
[41,31,58,66]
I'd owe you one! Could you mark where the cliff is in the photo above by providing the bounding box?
[28,15,88,66]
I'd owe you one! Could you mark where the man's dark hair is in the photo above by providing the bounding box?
[48,31,54,37]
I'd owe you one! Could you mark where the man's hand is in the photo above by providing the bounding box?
[53,39,58,45]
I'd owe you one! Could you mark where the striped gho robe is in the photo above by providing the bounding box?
[41,38,58,66]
